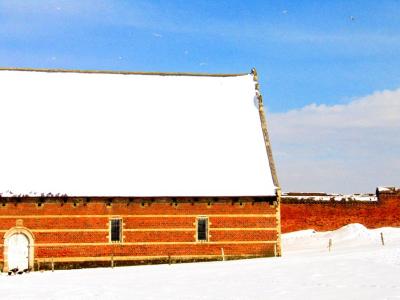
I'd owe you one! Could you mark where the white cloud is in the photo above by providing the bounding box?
[268,89,400,193]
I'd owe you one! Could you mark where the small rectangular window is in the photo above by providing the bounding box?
[197,217,208,241]
[110,218,122,242]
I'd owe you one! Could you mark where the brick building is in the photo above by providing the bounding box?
[0,68,280,272]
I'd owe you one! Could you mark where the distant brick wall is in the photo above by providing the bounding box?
[0,197,279,271]
[281,190,400,233]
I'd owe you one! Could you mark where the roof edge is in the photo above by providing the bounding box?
[251,67,280,190]
[0,67,249,77]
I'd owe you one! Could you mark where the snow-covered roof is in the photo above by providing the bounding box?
[282,194,377,202]
[0,68,277,197]
[376,186,397,192]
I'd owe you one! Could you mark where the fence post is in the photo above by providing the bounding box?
[380,232,385,246]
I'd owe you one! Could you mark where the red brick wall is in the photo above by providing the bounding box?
[0,197,279,269]
[281,191,400,233]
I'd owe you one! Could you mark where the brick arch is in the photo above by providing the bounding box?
[3,227,35,272]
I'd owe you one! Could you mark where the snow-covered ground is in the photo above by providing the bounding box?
[1,224,400,300]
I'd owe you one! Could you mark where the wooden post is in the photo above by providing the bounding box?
[380,232,385,246]
[221,248,225,261]
[328,239,332,252]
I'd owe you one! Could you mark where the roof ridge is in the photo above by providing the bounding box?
[0,67,249,77]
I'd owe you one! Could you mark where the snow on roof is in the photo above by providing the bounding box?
[282,194,377,202]
[377,187,390,192]
[377,186,398,192]
[0,69,277,197]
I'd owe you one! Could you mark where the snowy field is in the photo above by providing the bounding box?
[1,224,400,300]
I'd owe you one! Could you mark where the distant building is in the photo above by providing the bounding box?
[0,67,280,272]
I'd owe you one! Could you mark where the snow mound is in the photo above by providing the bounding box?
[282,223,387,254]
[283,229,316,239]
[322,223,371,240]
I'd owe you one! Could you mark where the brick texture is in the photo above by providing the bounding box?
[281,191,400,233]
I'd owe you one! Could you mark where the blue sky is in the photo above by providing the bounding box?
[1,1,399,192]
